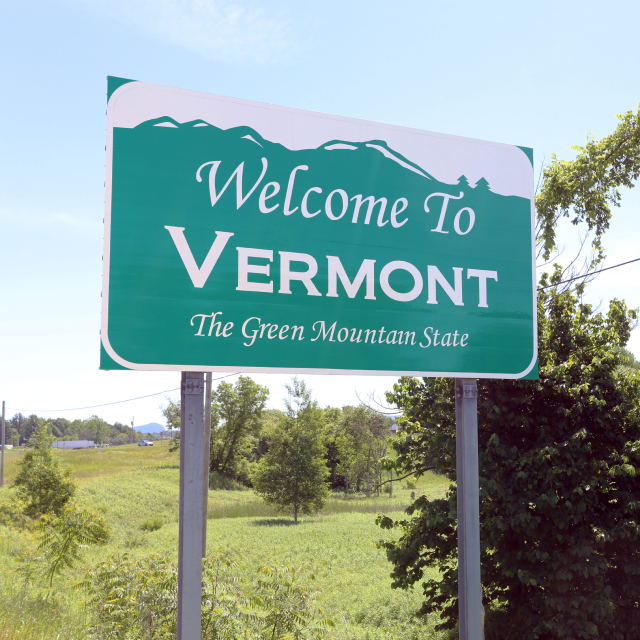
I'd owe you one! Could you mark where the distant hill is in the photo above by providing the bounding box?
[134,422,165,433]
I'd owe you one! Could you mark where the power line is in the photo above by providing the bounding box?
[8,372,239,413]
[538,257,640,291]
[8,256,638,414]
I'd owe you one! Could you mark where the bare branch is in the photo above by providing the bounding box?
[354,389,402,415]
[534,155,546,198]
[373,467,454,490]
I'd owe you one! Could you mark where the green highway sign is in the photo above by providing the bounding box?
[101,78,537,378]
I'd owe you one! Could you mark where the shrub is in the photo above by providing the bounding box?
[140,515,164,532]
[0,501,31,529]
[13,421,76,518]
[86,553,333,640]
[209,472,247,491]
[36,504,111,590]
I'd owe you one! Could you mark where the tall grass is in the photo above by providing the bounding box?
[0,447,452,639]
[0,591,85,640]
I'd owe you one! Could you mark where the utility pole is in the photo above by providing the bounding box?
[1,401,5,487]
[131,417,134,445]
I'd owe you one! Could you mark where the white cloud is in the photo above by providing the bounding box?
[0,207,100,232]
[77,0,297,63]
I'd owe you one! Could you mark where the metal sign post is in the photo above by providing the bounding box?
[177,372,205,640]
[455,379,482,640]
[202,371,212,558]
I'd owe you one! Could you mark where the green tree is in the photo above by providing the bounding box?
[7,427,19,447]
[84,415,109,445]
[376,106,640,640]
[378,279,640,640]
[4,412,131,446]
[335,406,391,495]
[536,105,640,273]
[618,347,640,372]
[334,430,358,492]
[252,379,329,522]
[210,376,269,481]
[162,398,182,452]
[13,421,76,517]
[162,377,269,478]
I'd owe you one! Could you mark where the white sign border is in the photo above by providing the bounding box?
[101,80,538,379]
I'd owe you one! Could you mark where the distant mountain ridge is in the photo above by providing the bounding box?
[134,422,164,433]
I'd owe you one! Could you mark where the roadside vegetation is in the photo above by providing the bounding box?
[0,439,449,640]
[3,413,142,448]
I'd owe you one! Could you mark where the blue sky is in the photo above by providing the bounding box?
[1,0,639,427]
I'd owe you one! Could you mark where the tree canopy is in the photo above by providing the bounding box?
[4,413,132,446]
[376,107,640,640]
[252,379,329,522]
[210,376,269,482]
[379,282,640,639]
[536,105,640,270]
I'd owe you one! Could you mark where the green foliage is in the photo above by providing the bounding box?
[0,432,448,640]
[0,500,32,529]
[13,421,77,517]
[253,379,330,522]
[84,415,111,446]
[536,105,640,264]
[36,504,111,589]
[86,552,332,640]
[332,406,392,496]
[251,565,334,640]
[0,454,447,640]
[87,553,178,639]
[210,376,269,482]
[162,376,269,483]
[618,346,640,372]
[6,412,133,446]
[140,515,164,532]
[209,471,248,491]
[377,280,640,639]
[162,398,181,452]
[162,398,181,431]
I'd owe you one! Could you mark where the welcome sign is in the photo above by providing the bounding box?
[101,78,537,378]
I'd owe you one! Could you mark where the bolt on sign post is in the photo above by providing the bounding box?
[101,77,537,640]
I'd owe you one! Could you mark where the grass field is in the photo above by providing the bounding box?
[0,444,452,639]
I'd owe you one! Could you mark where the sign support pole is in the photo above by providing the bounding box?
[455,379,482,640]
[202,372,212,558]
[177,372,205,640]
